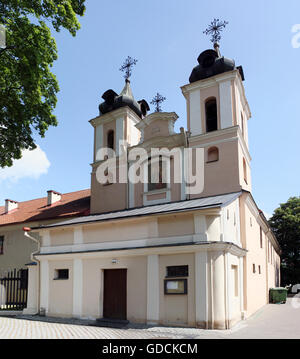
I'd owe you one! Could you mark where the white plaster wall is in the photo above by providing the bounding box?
[189,89,202,135]
[222,199,240,245]
[95,124,103,161]
[219,80,233,129]
[116,117,124,156]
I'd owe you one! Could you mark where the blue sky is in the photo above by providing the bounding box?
[0,0,299,217]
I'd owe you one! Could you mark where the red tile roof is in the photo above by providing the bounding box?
[0,189,90,227]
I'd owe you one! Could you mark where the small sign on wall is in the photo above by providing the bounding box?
[164,279,187,295]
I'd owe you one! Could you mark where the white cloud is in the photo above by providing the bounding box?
[0,146,50,182]
[263,211,272,220]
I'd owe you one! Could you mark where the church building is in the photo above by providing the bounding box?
[25,34,281,329]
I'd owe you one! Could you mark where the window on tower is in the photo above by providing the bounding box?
[207,146,219,162]
[107,130,114,150]
[205,98,218,132]
[148,156,167,192]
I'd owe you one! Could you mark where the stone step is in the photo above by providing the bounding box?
[95,318,129,329]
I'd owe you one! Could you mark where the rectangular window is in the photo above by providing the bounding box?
[253,263,256,273]
[260,227,263,248]
[166,265,189,278]
[258,265,261,274]
[54,269,69,280]
[164,279,187,295]
[0,236,4,255]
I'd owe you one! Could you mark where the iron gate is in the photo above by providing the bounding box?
[0,269,28,310]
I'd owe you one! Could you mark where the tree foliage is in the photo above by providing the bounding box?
[0,0,86,167]
[269,197,300,286]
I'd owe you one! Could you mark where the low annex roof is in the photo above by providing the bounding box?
[0,189,90,227]
[32,191,242,230]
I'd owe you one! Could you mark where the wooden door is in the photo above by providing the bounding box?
[103,269,127,320]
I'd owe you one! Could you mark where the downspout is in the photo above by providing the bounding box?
[23,227,40,314]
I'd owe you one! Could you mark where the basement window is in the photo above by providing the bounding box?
[54,269,69,280]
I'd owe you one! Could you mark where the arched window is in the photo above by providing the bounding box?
[243,158,247,184]
[148,156,167,191]
[205,98,218,132]
[107,130,114,150]
[207,146,219,162]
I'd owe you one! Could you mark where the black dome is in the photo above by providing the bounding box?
[99,80,149,118]
[189,49,244,83]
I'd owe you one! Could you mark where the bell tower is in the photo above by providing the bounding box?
[181,20,252,199]
[89,57,150,214]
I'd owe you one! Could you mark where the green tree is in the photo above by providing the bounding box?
[269,197,300,286]
[0,0,86,167]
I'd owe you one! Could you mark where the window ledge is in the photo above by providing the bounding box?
[206,160,219,163]
[53,278,69,281]
[143,188,169,195]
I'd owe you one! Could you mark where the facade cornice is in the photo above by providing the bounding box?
[180,69,251,119]
[189,125,239,143]
[189,126,251,164]
[35,240,247,261]
[89,106,141,127]
[32,206,223,233]
[181,70,239,97]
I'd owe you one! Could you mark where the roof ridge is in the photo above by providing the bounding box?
[0,188,90,207]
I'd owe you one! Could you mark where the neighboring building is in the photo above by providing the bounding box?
[0,189,90,274]
[27,43,280,329]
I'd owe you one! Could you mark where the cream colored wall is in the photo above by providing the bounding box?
[50,228,73,246]
[48,260,73,317]
[82,219,154,244]
[243,203,268,317]
[81,256,147,322]
[158,214,194,238]
[189,129,242,199]
[143,120,171,141]
[159,253,195,326]
[44,213,197,248]
[222,199,241,245]
[90,170,128,214]
[0,224,37,272]
[227,254,241,326]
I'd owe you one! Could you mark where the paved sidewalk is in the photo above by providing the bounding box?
[0,297,299,339]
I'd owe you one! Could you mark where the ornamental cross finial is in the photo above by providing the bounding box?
[119,56,138,80]
[203,18,228,45]
[150,93,166,112]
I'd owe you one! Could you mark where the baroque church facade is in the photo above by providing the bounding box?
[25,42,281,329]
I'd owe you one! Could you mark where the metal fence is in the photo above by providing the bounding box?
[0,269,28,310]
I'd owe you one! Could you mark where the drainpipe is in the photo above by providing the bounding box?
[23,227,41,315]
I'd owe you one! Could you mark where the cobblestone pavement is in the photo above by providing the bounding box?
[0,317,185,339]
[0,297,299,339]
